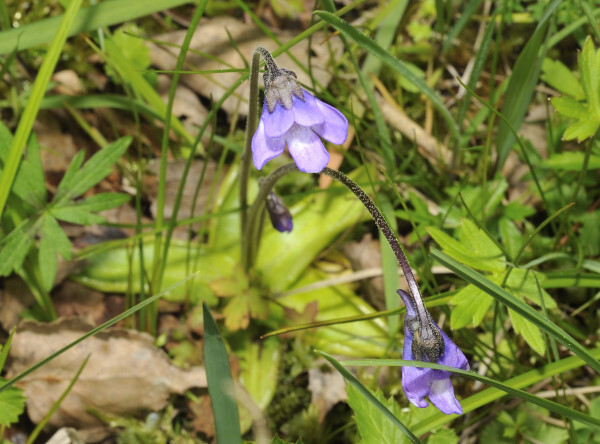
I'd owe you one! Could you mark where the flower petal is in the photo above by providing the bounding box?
[438,328,470,371]
[401,365,431,409]
[312,99,349,145]
[292,91,325,127]
[251,120,285,170]
[285,125,330,173]
[429,378,463,415]
[262,101,295,138]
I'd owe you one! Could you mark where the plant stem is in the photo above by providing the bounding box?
[242,162,431,328]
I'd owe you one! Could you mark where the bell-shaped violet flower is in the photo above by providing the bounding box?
[251,69,348,173]
[398,289,469,415]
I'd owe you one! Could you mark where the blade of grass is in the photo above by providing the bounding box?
[203,302,241,443]
[25,355,90,444]
[315,10,460,141]
[152,0,209,333]
[495,0,561,169]
[342,355,600,431]
[318,351,422,443]
[430,248,600,375]
[0,0,83,221]
[0,0,191,55]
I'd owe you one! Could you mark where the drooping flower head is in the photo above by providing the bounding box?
[251,55,349,173]
[398,289,469,415]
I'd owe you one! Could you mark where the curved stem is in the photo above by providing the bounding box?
[241,162,431,328]
[320,168,430,326]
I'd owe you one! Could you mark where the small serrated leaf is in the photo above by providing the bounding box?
[347,383,410,444]
[509,307,546,356]
[451,284,494,329]
[42,214,72,260]
[0,219,36,276]
[563,119,599,142]
[579,37,600,115]
[550,96,589,119]
[56,137,131,202]
[541,58,585,100]
[427,220,505,273]
[505,269,556,309]
[50,206,107,225]
[0,383,26,426]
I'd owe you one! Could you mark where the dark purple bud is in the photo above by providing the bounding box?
[266,190,293,233]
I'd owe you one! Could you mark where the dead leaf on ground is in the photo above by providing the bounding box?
[156,74,210,138]
[6,318,207,429]
[148,16,342,118]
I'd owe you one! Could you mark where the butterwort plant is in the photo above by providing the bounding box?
[239,47,468,416]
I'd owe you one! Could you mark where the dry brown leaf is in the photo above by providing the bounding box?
[148,16,342,118]
[6,318,206,429]
[156,74,210,137]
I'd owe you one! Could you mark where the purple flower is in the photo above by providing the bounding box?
[251,69,348,173]
[398,289,469,415]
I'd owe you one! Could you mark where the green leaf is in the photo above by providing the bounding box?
[450,284,494,329]
[0,381,25,426]
[203,302,241,444]
[550,96,589,119]
[509,307,546,356]
[426,428,459,444]
[39,225,58,292]
[504,269,556,309]
[541,58,585,100]
[347,384,411,444]
[238,337,280,409]
[563,118,599,142]
[41,214,72,260]
[50,206,107,225]
[498,218,521,261]
[105,24,154,85]
[0,219,36,276]
[542,151,600,171]
[57,193,130,215]
[580,36,600,116]
[427,219,505,273]
[55,137,131,202]
[0,0,191,55]
[11,133,47,208]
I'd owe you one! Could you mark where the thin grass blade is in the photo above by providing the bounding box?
[431,248,600,375]
[203,302,241,443]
